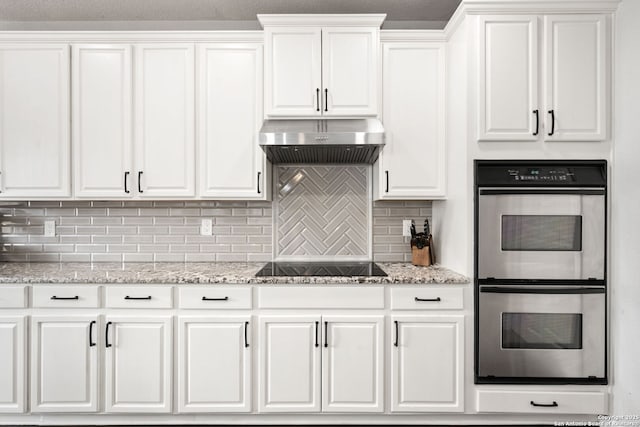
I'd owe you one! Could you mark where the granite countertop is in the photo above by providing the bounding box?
[0,262,469,285]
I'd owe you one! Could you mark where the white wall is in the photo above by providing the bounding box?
[611,0,640,415]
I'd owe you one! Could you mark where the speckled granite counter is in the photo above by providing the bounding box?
[0,262,469,285]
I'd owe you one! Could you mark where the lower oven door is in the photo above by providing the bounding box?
[477,285,606,383]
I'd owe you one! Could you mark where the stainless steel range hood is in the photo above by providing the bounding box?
[259,118,385,164]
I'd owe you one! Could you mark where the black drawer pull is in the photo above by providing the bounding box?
[415,297,441,302]
[385,170,389,193]
[124,171,130,194]
[315,321,319,348]
[51,295,79,300]
[324,321,328,348]
[533,109,539,136]
[138,171,144,193]
[105,321,112,348]
[547,110,555,136]
[257,171,261,194]
[316,88,320,112]
[202,296,229,301]
[89,320,96,347]
[124,295,152,300]
[530,400,558,408]
[394,320,399,347]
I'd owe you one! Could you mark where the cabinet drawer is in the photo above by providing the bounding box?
[259,286,384,309]
[0,286,28,308]
[178,286,252,309]
[105,286,173,309]
[390,287,463,310]
[477,390,608,414]
[32,285,99,308]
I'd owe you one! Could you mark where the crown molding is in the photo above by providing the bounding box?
[257,14,386,28]
[0,30,264,43]
[380,30,447,43]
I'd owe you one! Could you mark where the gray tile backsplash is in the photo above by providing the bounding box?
[0,173,431,263]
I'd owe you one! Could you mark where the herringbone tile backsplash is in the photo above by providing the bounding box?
[0,168,431,263]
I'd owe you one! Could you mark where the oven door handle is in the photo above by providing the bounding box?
[478,188,605,196]
[479,188,605,196]
[480,286,605,295]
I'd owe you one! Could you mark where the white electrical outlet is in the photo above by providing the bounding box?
[402,220,412,237]
[201,219,213,236]
[44,220,56,237]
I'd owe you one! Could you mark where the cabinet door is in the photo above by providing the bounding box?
[30,316,98,412]
[378,42,446,199]
[544,15,608,141]
[0,316,25,413]
[0,44,70,198]
[104,316,172,413]
[198,43,267,199]
[258,315,321,412]
[322,315,384,413]
[478,16,539,141]
[73,44,133,198]
[135,44,195,197]
[178,316,251,413]
[265,27,322,116]
[322,27,378,116]
[391,316,464,412]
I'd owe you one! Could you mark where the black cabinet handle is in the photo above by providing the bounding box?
[51,295,79,300]
[324,88,328,112]
[257,171,261,194]
[316,88,320,112]
[385,171,389,193]
[105,321,112,348]
[244,321,250,348]
[533,109,539,136]
[415,296,442,302]
[124,171,130,194]
[138,171,144,193]
[530,400,558,408]
[315,321,319,348]
[124,295,152,300]
[324,321,328,348]
[202,296,229,301]
[394,320,399,347]
[89,320,96,347]
[547,110,555,136]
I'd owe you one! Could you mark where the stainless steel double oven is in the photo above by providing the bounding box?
[475,160,607,384]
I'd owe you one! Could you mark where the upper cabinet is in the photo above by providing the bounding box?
[478,14,609,142]
[198,43,268,199]
[261,15,384,117]
[375,39,446,200]
[0,44,71,199]
[73,44,195,199]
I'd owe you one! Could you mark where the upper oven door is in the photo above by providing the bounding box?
[478,189,605,280]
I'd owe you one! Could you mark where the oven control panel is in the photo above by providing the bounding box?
[507,167,575,182]
[475,161,607,187]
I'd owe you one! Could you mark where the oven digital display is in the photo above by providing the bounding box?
[501,215,583,251]
[502,313,583,349]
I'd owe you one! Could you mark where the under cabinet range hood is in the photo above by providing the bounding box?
[259,118,385,164]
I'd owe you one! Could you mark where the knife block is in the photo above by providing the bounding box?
[411,246,431,267]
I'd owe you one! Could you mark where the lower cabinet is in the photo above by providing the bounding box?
[0,316,26,413]
[30,316,98,413]
[258,315,384,413]
[177,316,252,412]
[104,316,173,413]
[391,315,464,412]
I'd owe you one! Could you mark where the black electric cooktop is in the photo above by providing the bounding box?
[255,262,387,277]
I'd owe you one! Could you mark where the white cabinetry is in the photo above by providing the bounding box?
[478,14,609,142]
[135,44,195,197]
[261,15,383,117]
[30,316,98,412]
[198,43,267,199]
[259,315,383,413]
[0,316,26,413]
[73,44,195,198]
[376,39,446,199]
[390,315,464,412]
[104,316,172,413]
[178,316,252,412]
[0,44,70,198]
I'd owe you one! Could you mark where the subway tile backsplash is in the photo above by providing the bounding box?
[1,197,431,263]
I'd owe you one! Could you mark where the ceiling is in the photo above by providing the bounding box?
[0,0,462,25]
